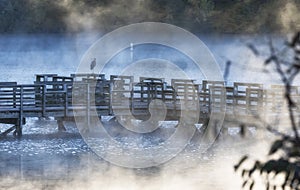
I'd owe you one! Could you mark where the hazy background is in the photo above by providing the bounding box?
[0,0,299,34]
[0,33,290,86]
[1,0,299,84]
[0,1,299,190]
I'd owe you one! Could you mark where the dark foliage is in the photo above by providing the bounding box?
[235,32,300,190]
[0,0,298,33]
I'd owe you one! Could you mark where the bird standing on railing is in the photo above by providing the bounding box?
[90,58,96,74]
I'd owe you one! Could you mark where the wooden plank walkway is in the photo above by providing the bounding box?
[0,73,299,137]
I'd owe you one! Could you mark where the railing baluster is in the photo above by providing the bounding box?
[86,83,90,131]
[42,85,46,117]
[64,84,68,117]
[17,86,23,137]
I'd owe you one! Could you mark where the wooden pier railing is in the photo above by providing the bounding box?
[0,73,298,137]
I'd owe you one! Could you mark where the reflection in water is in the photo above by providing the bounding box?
[0,117,271,190]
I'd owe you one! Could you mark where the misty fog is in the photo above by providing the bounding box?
[1,0,299,189]
[0,33,287,85]
[0,32,289,190]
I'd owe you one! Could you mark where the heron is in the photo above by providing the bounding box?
[90,58,96,74]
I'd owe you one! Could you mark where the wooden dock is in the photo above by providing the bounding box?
[0,73,298,137]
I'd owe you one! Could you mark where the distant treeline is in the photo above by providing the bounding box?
[0,0,299,33]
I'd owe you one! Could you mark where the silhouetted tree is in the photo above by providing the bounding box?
[235,32,300,190]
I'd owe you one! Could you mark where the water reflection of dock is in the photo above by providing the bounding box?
[0,73,297,137]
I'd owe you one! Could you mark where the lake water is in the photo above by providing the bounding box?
[0,117,271,190]
[0,33,281,189]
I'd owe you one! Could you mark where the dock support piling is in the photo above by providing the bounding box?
[57,119,66,132]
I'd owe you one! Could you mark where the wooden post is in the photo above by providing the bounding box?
[64,84,68,117]
[57,119,66,131]
[131,87,134,114]
[147,83,150,104]
[141,85,144,102]
[13,86,16,108]
[42,85,46,117]
[173,88,177,116]
[162,86,165,102]
[17,86,23,137]
[86,83,91,131]
[109,80,113,115]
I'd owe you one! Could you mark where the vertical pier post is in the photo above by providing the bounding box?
[13,86,16,108]
[64,84,68,117]
[109,79,113,115]
[42,85,46,117]
[16,86,23,137]
[86,83,91,132]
